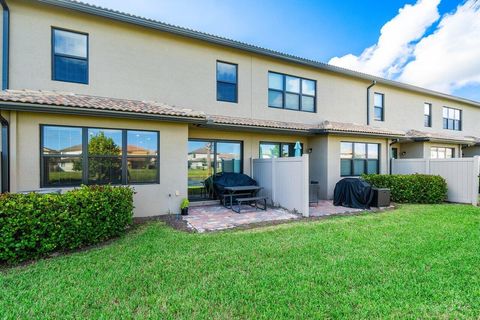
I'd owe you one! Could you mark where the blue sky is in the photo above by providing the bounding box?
[84,0,480,102]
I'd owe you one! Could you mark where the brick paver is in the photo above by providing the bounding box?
[309,200,364,217]
[183,205,299,232]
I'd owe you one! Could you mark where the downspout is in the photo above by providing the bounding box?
[0,114,8,192]
[1,0,9,90]
[366,80,376,125]
[0,0,9,192]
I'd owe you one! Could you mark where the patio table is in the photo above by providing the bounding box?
[223,186,263,209]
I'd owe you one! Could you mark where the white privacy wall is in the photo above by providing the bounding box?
[252,155,310,216]
[391,157,480,206]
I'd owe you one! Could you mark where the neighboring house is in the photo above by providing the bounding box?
[0,0,479,216]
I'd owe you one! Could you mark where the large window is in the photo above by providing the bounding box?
[188,139,242,200]
[217,61,238,103]
[268,72,316,112]
[424,103,432,127]
[41,125,159,187]
[341,142,379,176]
[443,107,462,131]
[431,147,454,159]
[259,142,303,159]
[374,93,384,121]
[52,28,88,84]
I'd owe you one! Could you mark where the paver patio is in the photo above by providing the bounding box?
[183,201,367,232]
[183,205,299,232]
[309,200,364,217]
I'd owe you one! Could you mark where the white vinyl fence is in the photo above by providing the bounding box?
[391,157,480,206]
[252,154,310,216]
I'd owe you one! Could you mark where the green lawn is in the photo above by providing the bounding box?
[1,204,480,318]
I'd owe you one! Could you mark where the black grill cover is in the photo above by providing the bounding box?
[333,178,373,209]
[205,172,257,198]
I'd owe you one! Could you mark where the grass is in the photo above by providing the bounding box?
[1,204,480,318]
[188,168,211,178]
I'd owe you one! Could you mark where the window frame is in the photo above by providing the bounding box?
[340,142,380,177]
[216,60,238,103]
[259,141,304,158]
[40,124,160,188]
[268,71,316,113]
[373,92,384,121]
[188,138,244,174]
[430,147,455,159]
[442,106,462,131]
[51,27,89,85]
[424,102,432,127]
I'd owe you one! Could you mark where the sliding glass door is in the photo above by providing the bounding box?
[188,139,242,201]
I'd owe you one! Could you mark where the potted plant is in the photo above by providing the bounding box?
[180,198,190,216]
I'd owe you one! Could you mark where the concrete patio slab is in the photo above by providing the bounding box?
[183,205,299,232]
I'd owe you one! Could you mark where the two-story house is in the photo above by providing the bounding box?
[0,0,479,216]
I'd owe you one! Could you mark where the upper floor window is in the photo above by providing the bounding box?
[268,72,316,112]
[216,61,238,103]
[340,142,379,176]
[41,125,159,187]
[259,142,303,159]
[424,103,432,127]
[52,28,88,84]
[443,107,462,131]
[374,93,384,121]
[431,147,454,159]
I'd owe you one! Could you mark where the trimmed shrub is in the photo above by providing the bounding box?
[0,185,134,263]
[362,174,447,204]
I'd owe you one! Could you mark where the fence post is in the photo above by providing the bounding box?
[250,157,253,177]
[426,158,431,174]
[472,156,479,206]
[302,154,310,217]
[271,157,276,206]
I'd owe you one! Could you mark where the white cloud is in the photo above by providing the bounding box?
[329,0,441,78]
[329,0,480,98]
[399,0,480,94]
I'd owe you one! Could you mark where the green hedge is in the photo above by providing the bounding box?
[362,174,447,204]
[0,185,134,263]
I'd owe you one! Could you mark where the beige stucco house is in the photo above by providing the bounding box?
[0,0,479,216]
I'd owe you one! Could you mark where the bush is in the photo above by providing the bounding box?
[0,185,134,263]
[362,174,447,204]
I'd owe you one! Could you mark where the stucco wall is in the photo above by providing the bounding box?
[5,0,480,139]
[399,142,425,159]
[368,85,480,138]
[307,136,329,199]
[10,111,189,217]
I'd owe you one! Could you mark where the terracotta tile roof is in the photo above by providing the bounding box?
[317,121,406,136]
[406,129,478,143]
[0,89,205,119]
[207,115,315,131]
[206,117,406,136]
[2,90,460,139]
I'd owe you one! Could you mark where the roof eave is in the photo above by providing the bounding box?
[196,122,314,135]
[0,101,206,124]
[403,136,476,145]
[313,128,405,138]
